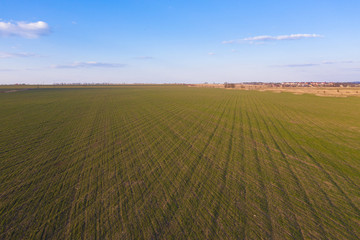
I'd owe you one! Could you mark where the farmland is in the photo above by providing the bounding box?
[1,86,360,239]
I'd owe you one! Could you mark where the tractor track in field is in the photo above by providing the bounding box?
[267,101,360,216]
[249,96,305,240]
[269,101,360,191]
[244,97,274,240]
[209,96,238,239]
[235,96,248,239]
[151,98,231,239]
[249,96,329,239]
[258,98,360,239]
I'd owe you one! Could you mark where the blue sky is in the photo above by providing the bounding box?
[1,0,360,84]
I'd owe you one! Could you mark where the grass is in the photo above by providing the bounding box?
[1,86,360,239]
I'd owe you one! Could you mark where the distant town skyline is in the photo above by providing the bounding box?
[1,0,360,84]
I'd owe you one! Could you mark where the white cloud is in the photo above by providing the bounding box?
[208,52,216,55]
[52,61,126,69]
[0,21,50,38]
[0,52,36,58]
[223,34,322,44]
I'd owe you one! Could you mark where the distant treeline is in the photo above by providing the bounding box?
[224,83,236,88]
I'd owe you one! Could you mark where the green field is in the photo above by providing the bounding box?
[1,86,360,239]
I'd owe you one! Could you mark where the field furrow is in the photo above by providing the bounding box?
[1,87,360,239]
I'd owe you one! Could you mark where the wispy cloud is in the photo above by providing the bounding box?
[222,40,236,44]
[322,60,354,64]
[0,21,50,38]
[222,34,322,44]
[0,52,36,58]
[347,68,360,71]
[245,34,322,41]
[135,56,154,60]
[282,63,320,67]
[52,61,126,69]
[274,60,354,68]
[208,52,216,56]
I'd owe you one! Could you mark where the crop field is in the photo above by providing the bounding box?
[1,86,360,239]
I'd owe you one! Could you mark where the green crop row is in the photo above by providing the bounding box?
[1,86,359,239]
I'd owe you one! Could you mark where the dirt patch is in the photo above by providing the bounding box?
[262,87,360,97]
[188,84,360,97]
